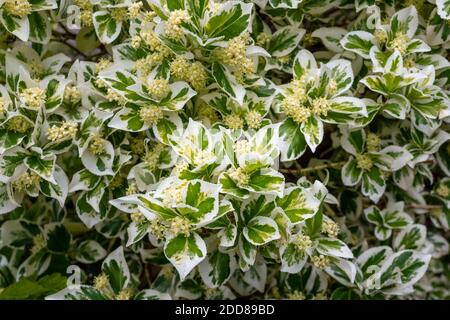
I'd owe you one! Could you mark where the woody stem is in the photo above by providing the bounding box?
[280,161,347,175]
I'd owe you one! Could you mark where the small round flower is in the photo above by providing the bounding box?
[228,167,249,186]
[234,139,252,156]
[128,2,143,19]
[0,97,8,115]
[95,58,112,73]
[131,35,142,48]
[311,97,331,116]
[111,8,128,22]
[20,87,46,108]
[143,144,164,170]
[88,134,106,155]
[173,160,189,176]
[282,96,310,124]
[356,154,373,171]
[322,220,340,238]
[436,183,449,198]
[141,30,164,51]
[286,291,306,300]
[6,116,32,133]
[47,121,78,142]
[64,86,81,104]
[143,11,156,22]
[149,218,166,240]
[13,171,41,192]
[389,32,410,55]
[278,55,291,64]
[293,234,312,251]
[165,9,191,40]
[3,0,31,18]
[170,56,191,79]
[80,10,93,27]
[95,78,107,88]
[147,78,170,99]
[106,88,127,106]
[115,289,133,300]
[215,34,255,78]
[93,273,109,291]
[30,234,46,255]
[245,111,263,129]
[328,79,338,96]
[311,255,330,269]
[189,62,208,91]
[28,59,44,79]
[366,132,381,152]
[313,293,328,300]
[74,0,91,10]
[128,135,145,155]
[139,105,163,125]
[130,210,146,225]
[169,216,191,237]
[223,114,244,130]
[289,78,307,103]
[193,149,215,167]
[403,57,415,68]
[126,183,138,195]
[162,181,187,206]
[256,32,271,46]
[374,29,387,44]
[134,54,165,75]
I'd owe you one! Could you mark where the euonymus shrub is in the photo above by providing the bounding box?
[0,0,449,301]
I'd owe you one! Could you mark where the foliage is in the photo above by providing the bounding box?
[0,0,449,300]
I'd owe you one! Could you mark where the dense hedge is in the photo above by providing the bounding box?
[0,0,449,300]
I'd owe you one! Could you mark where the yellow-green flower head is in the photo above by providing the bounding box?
[6,116,32,133]
[366,132,381,152]
[228,167,249,186]
[245,111,263,129]
[223,113,244,130]
[389,32,410,55]
[436,183,449,198]
[356,154,373,171]
[147,78,170,99]
[294,234,312,251]
[311,255,330,269]
[64,86,82,104]
[322,220,340,238]
[149,218,166,240]
[20,87,46,108]
[13,171,41,192]
[139,105,163,125]
[95,58,112,73]
[4,0,31,18]
[47,121,78,142]
[88,134,106,155]
[165,9,191,40]
[169,216,191,236]
[93,273,109,291]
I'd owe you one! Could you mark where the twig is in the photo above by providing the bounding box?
[324,203,337,218]
[406,204,442,210]
[280,161,347,175]
[54,39,88,58]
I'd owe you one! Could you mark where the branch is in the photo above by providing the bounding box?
[406,204,442,210]
[280,161,347,175]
